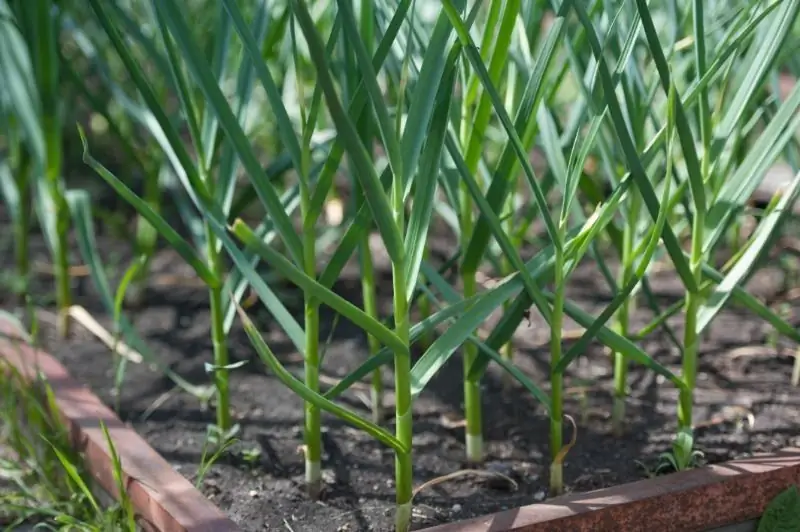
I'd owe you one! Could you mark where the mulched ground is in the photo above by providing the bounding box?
[2,210,800,532]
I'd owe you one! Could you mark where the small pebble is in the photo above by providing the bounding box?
[452,503,462,513]
[249,489,258,498]
[322,469,336,485]
[534,490,546,501]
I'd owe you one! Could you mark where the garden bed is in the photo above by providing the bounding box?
[3,221,799,532]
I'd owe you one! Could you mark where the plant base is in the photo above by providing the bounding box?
[395,501,412,532]
[306,459,322,499]
[465,433,483,464]
[549,461,563,496]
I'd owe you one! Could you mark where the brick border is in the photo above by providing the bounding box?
[420,448,800,531]
[0,316,240,532]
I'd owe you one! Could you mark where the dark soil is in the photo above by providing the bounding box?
[3,209,800,532]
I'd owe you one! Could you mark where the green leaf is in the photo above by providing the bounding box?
[561,111,607,226]
[716,0,800,146]
[410,275,523,399]
[235,301,407,454]
[697,167,800,338]
[699,261,800,344]
[445,132,552,323]
[635,0,706,214]
[291,0,403,264]
[758,485,800,532]
[556,107,675,373]
[210,216,306,355]
[305,0,414,226]
[400,12,458,183]
[77,127,218,287]
[404,78,452,301]
[199,0,233,170]
[704,83,800,254]
[153,0,305,267]
[0,159,19,222]
[323,351,394,400]
[85,0,210,207]
[568,0,698,293]
[216,1,271,213]
[66,188,213,400]
[441,0,561,249]
[472,337,552,413]
[0,0,44,164]
[557,295,685,390]
[231,219,407,357]
[336,0,402,184]
[462,16,566,274]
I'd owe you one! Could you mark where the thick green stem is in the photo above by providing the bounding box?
[456,0,518,464]
[679,291,700,430]
[678,214,705,431]
[392,282,412,532]
[611,298,629,437]
[612,197,637,437]
[391,161,412,532]
[206,230,231,433]
[550,251,565,495]
[301,146,322,497]
[304,297,322,497]
[359,238,383,424]
[462,273,483,464]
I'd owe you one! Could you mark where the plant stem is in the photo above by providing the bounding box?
[304,295,322,497]
[391,160,412,532]
[459,124,482,464]
[612,296,630,437]
[206,229,231,433]
[679,0,708,433]
[550,249,565,495]
[678,211,705,431]
[612,195,638,437]
[301,157,322,497]
[462,273,483,463]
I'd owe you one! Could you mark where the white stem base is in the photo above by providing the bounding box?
[306,459,321,498]
[465,433,484,464]
[395,501,412,532]
[549,461,563,495]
